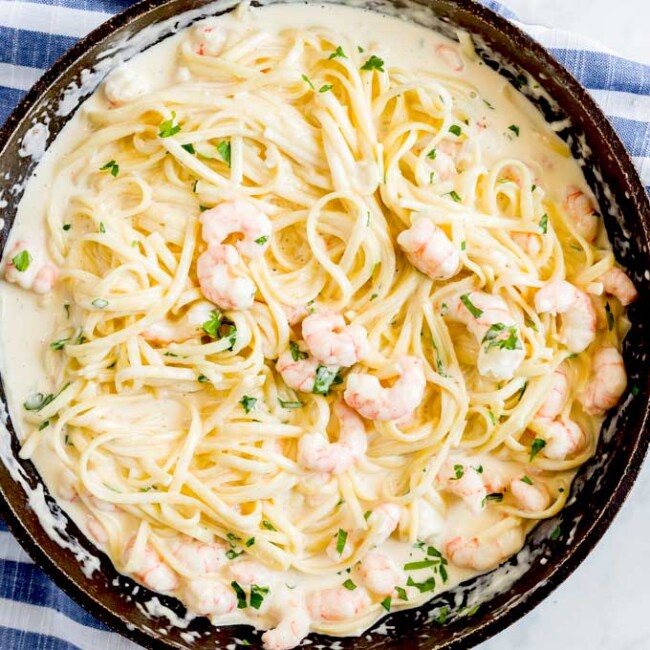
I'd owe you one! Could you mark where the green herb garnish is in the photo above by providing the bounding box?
[336,529,348,555]
[521,475,533,485]
[451,464,464,480]
[11,250,32,272]
[448,124,462,136]
[328,46,347,59]
[361,55,385,72]
[508,124,520,137]
[240,395,257,414]
[380,596,392,611]
[460,293,483,318]
[539,213,548,234]
[249,585,269,610]
[181,143,195,154]
[605,301,615,331]
[529,438,546,461]
[313,365,340,395]
[231,581,247,609]
[217,140,231,167]
[342,579,357,591]
[99,160,119,176]
[158,112,181,138]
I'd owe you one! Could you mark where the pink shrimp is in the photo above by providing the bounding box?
[436,43,464,73]
[276,346,338,393]
[229,559,273,586]
[537,366,569,419]
[447,291,525,380]
[3,241,57,294]
[510,475,551,512]
[356,550,405,595]
[396,217,461,280]
[142,301,215,344]
[193,23,227,57]
[539,418,587,460]
[426,140,461,182]
[86,517,109,545]
[344,356,426,421]
[367,503,402,544]
[599,267,638,306]
[326,529,355,561]
[535,280,597,353]
[197,200,271,310]
[446,526,524,571]
[512,232,542,256]
[435,461,487,514]
[124,541,180,592]
[301,313,369,367]
[297,402,367,474]
[182,578,237,617]
[262,597,311,650]
[307,586,371,622]
[282,304,309,325]
[565,186,599,242]
[581,346,627,416]
[168,536,228,576]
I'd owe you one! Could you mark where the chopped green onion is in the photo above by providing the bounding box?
[451,464,464,480]
[262,520,276,531]
[448,124,462,136]
[342,579,357,591]
[313,365,340,395]
[605,301,615,331]
[181,143,196,154]
[447,190,462,202]
[231,581,247,609]
[319,84,333,93]
[99,160,119,176]
[254,235,269,245]
[336,529,348,555]
[249,584,269,610]
[404,559,436,571]
[11,250,32,272]
[508,124,520,137]
[197,375,209,383]
[245,537,255,547]
[91,298,108,309]
[278,397,303,409]
[380,596,392,611]
[240,395,257,413]
[290,341,308,362]
[539,213,549,234]
[158,112,181,138]
[460,293,483,318]
[301,73,315,89]
[396,586,408,601]
[529,438,546,461]
[521,475,533,485]
[217,140,231,167]
[426,148,437,159]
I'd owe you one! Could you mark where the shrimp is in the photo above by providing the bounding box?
[168,536,228,576]
[125,542,179,592]
[426,140,462,182]
[298,402,367,474]
[435,461,487,514]
[436,43,464,73]
[599,267,638,306]
[302,313,369,367]
[86,517,109,545]
[307,585,371,622]
[183,578,237,617]
[193,23,227,57]
[512,232,542,257]
[396,217,460,280]
[580,346,627,415]
[276,348,338,393]
[367,503,402,544]
[344,357,426,421]
[142,301,214,344]
[537,366,569,419]
[447,291,525,380]
[282,304,309,325]
[534,280,597,353]
[197,200,271,310]
[539,418,587,460]
[3,241,58,294]
[565,186,599,242]
[262,597,311,650]
[446,526,525,571]
[326,529,355,561]
[356,550,404,596]
[510,475,551,512]
[229,559,273,586]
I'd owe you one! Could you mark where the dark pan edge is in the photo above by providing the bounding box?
[0,0,648,649]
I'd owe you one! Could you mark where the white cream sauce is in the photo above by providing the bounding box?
[0,1,597,645]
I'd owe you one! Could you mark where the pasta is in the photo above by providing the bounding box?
[0,3,636,647]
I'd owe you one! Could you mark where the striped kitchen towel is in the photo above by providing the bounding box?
[0,1,649,649]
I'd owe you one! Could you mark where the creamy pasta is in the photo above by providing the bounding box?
[0,3,637,648]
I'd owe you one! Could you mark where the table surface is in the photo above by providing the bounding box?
[477,6,650,650]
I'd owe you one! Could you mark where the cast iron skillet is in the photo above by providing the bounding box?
[0,1,648,648]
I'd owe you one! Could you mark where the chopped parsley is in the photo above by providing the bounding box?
[225,548,243,560]
[181,143,196,154]
[290,341,308,362]
[202,309,223,338]
[364,510,372,521]
[434,605,449,624]
[482,492,504,507]
[278,397,303,409]
[539,213,549,234]
[521,475,533,485]
[63,224,71,231]
[396,586,408,601]
[448,124,462,137]
[99,159,119,176]
[245,537,255,547]
[313,365,341,395]
[254,235,269,245]
[38,420,50,431]
[231,581,247,609]
[361,55,385,72]
[217,140,231,167]
[328,46,347,59]
[50,338,69,350]
[550,525,562,541]
[158,111,181,138]
[404,559,437,570]
[319,84,333,93]
[605,301,615,331]
[11,250,32,272]
[342,579,357,591]
[91,298,108,309]
[23,382,70,412]
[335,529,348,555]
[518,381,528,402]
[406,575,436,593]
[426,148,437,159]
[451,464,464,480]
[301,73,315,89]
[262,520,276,531]
[240,395,257,413]
[447,190,462,203]
[481,323,522,351]
[508,124,520,137]
[460,293,483,318]
[197,374,209,383]
[380,596,392,611]
[249,584,269,610]
[529,438,547,461]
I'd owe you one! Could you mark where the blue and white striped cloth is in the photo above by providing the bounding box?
[1,1,649,648]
